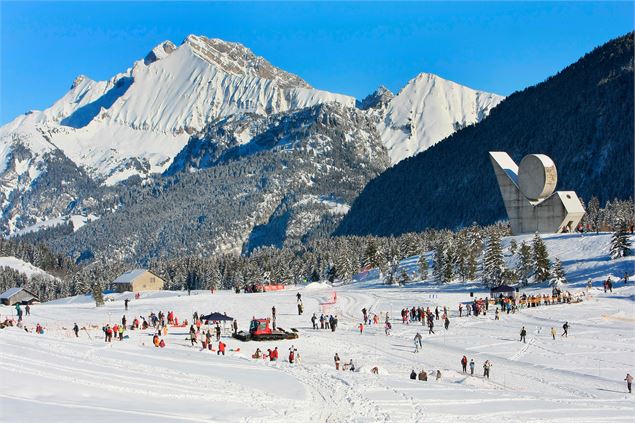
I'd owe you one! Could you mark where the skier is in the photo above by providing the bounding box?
[25,304,30,316]
[215,323,221,341]
[296,292,301,302]
[428,319,435,335]
[189,325,197,346]
[272,306,276,320]
[271,347,279,361]
[435,307,440,320]
[520,326,527,343]
[122,315,127,327]
[625,373,633,393]
[288,346,297,363]
[73,323,79,338]
[461,355,468,373]
[483,360,492,378]
[124,299,129,311]
[218,341,226,356]
[444,316,450,330]
[410,370,417,380]
[334,353,341,370]
[469,359,475,375]
[311,313,318,330]
[562,321,569,337]
[436,370,441,380]
[550,327,556,340]
[414,333,423,352]
[203,329,212,351]
[232,319,238,335]
[358,323,364,334]
[384,320,392,336]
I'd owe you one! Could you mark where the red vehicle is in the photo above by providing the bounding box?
[232,318,298,342]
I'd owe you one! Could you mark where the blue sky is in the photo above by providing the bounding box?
[1,1,633,124]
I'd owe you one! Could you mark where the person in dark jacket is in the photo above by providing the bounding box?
[520,327,527,343]
[73,323,79,338]
[410,370,417,380]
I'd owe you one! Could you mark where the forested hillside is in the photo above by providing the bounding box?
[336,33,634,236]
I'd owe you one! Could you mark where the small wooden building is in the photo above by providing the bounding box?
[111,269,164,293]
[0,287,40,306]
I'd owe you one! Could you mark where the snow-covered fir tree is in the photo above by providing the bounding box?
[363,239,381,269]
[532,233,551,282]
[516,241,533,285]
[483,232,505,287]
[610,226,632,259]
[92,282,104,307]
[551,258,567,287]
[418,254,429,280]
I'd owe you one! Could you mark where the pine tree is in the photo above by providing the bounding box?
[517,241,533,285]
[91,282,104,307]
[551,258,567,286]
[532,233,551,282]
[483,232,505,286]
[383,261,399,285]
[418,254,429,280]
[586,196,601,233]
[362,239,380,269]
[442,247,455,283]
[610,226,632,259]
[399,269,411,285]
[432,244,445,282]
[509,239,518,256]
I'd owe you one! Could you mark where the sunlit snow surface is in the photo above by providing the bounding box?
[1,233,634,422]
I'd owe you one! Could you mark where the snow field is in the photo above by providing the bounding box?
[1,233,634,422]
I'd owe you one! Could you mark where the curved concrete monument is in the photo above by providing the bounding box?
[489,152,585,234]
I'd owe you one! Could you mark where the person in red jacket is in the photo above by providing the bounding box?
[218,341,226,355]
[271,347,279,361]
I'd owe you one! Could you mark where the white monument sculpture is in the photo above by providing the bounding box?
[489,152,585,234]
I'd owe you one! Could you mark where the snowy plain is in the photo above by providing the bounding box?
[0,233,634,422]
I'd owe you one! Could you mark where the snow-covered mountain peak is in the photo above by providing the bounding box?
[358,85,394,110]
[379,72,504,163]
[144,40,177,65]
[181,34,310,89]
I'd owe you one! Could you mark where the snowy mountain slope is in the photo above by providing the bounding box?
[377,73,504,163]
[1,234,633,422]
[47,103,389,262]
[0,256,56,279]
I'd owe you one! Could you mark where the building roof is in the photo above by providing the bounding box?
[112,269,152,284]
[0,287,39,301]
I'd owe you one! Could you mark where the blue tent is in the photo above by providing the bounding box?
[200,312,234,322]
